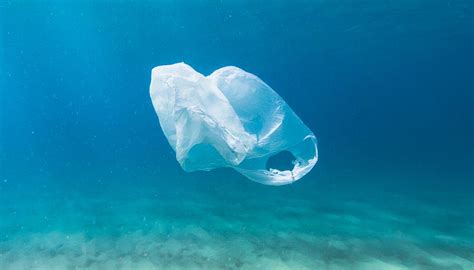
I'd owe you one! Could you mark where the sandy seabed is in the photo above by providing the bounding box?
[1,179,473,270]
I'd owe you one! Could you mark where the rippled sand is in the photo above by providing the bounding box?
[1,176,472,270]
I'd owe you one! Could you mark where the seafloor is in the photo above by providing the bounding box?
[1,171,472,270]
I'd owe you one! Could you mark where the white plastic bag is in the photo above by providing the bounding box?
[150,63,317,185]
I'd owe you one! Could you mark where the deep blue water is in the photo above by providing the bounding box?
[1,1,473,269]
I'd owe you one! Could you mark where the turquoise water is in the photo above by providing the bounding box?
[1,1,473,269]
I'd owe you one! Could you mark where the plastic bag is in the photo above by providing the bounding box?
[150,63,317,185]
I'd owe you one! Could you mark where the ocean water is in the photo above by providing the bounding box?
[1,1,473,269]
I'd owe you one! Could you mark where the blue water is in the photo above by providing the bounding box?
[1,1,473,269]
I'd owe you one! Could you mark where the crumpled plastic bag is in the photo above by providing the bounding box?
[150,63,318,185]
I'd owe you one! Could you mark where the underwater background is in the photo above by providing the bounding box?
[1,0,473,269]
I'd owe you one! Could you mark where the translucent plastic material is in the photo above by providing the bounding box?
[150,63,318,185]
